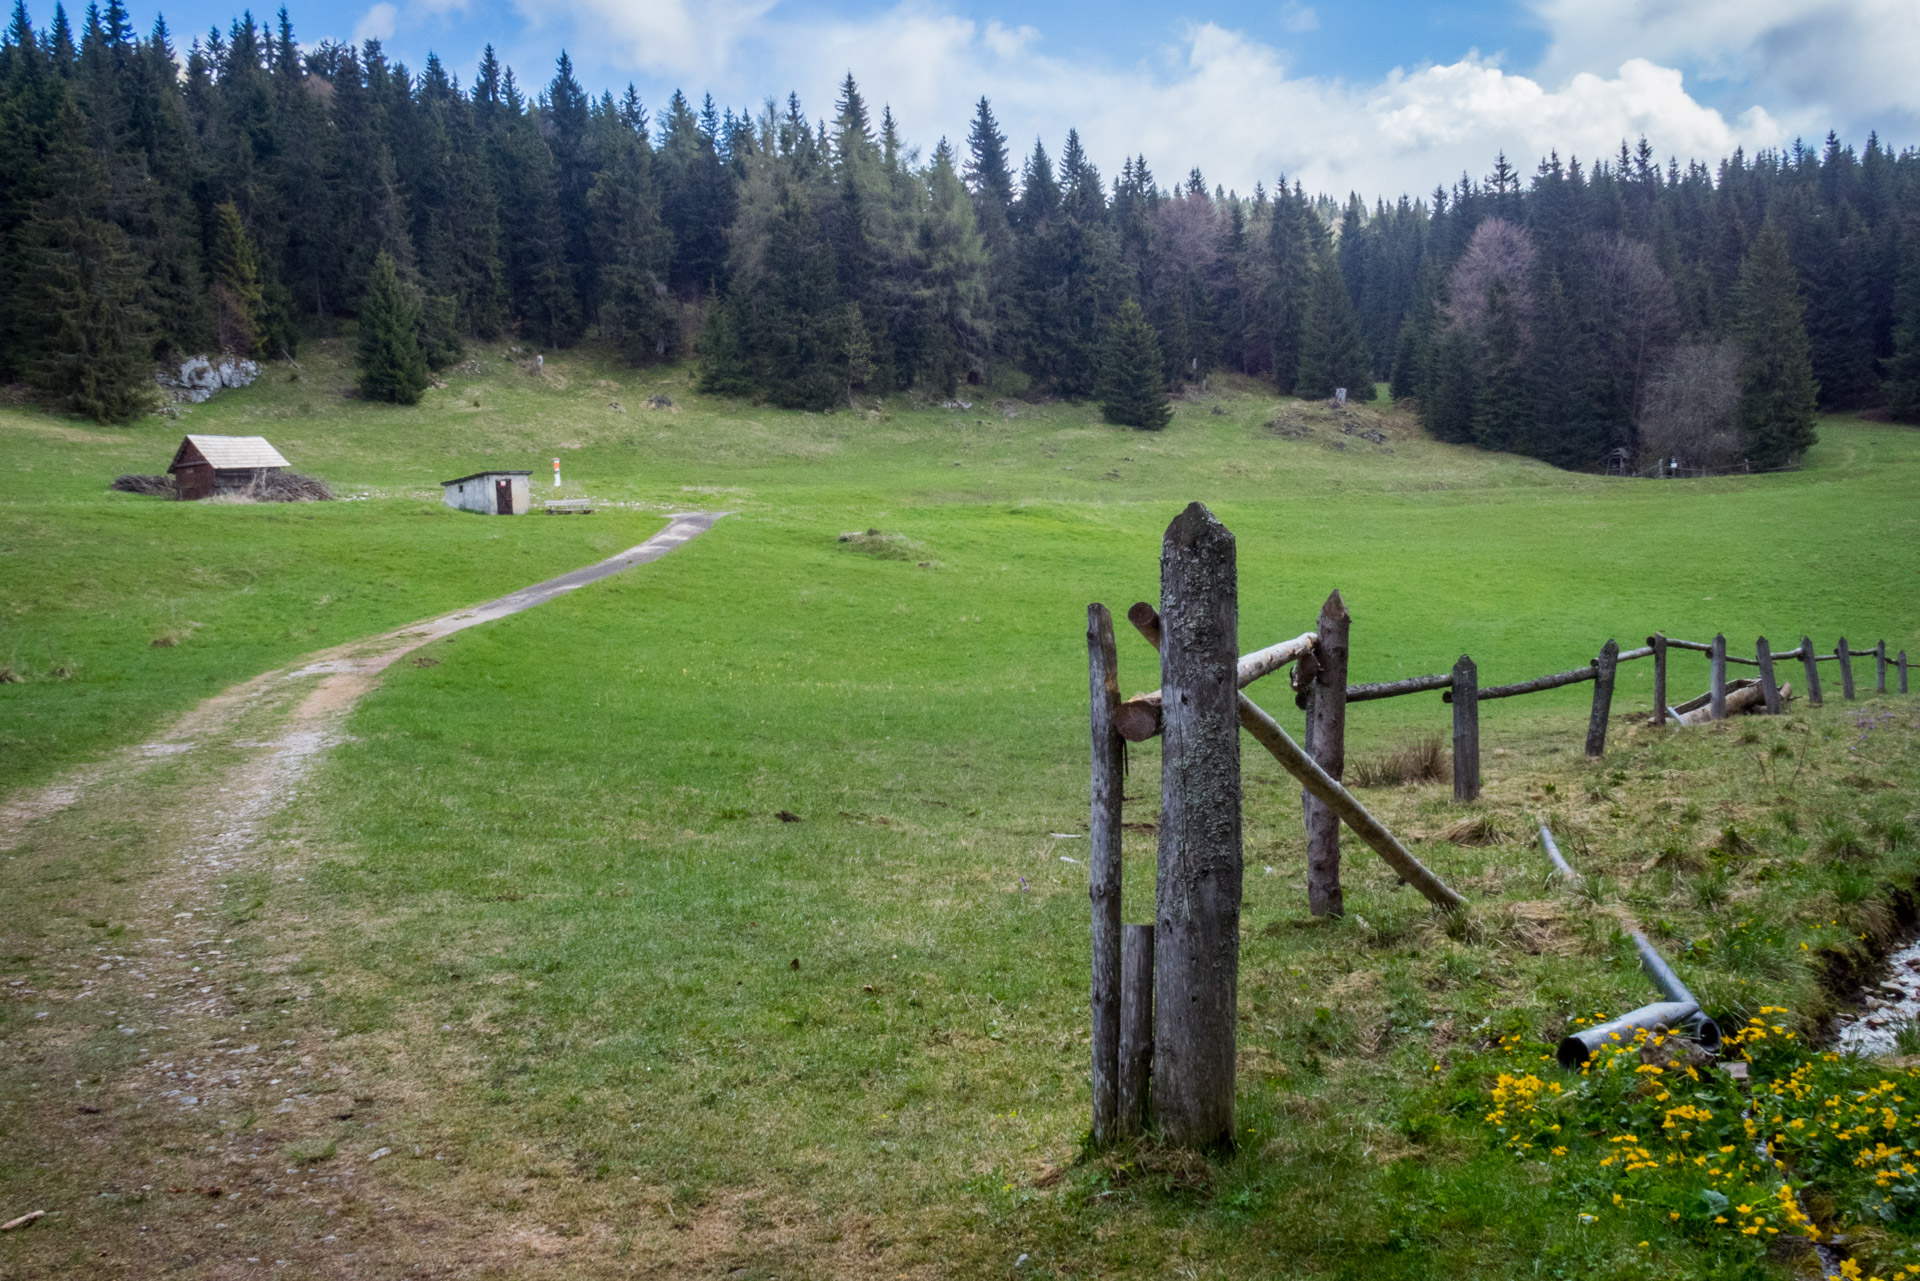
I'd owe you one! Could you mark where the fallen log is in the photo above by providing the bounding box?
[1557,1000,1702,1069]
[1670,678,1791,725]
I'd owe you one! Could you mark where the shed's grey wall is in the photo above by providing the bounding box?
[442,474,528,515]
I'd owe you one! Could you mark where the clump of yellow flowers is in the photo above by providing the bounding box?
[1479,1008,1920,1274]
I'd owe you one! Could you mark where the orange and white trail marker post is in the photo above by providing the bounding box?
[552,457,561,489]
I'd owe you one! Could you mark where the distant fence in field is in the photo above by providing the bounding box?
[1083,500,1911,1152]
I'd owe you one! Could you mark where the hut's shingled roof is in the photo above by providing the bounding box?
[173,435,290,470]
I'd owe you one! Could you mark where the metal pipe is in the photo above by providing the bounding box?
[1632,931,1721,1050]
[1539,824,1577,881]
[1557,1000,1702,1069]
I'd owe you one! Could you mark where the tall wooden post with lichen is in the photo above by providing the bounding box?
[1151,503,1242,1152]
[1303,592,1348,916]
[1086,605,1124,1146]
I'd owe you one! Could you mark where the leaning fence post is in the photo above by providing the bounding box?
[1709,634,1727,720]
[1152,502,1242,1153]
[1585,639,1618,758]
[1304,592,1349,917]
[1876,642,1888,695]
[1838,637,1855,700]
[1650,633,1668,726]
[1801,635,1823,706]
[1086,605,1124,1146]
[1452,655,1480,803]
[1756,637,1782,715]
[1118,924,1154,1137]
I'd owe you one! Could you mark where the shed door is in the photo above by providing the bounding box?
[494,478,513,515]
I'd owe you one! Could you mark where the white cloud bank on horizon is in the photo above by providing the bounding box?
[376,0,1915,199]
[1533,0,1920,137]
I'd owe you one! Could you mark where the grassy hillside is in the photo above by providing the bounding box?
[5,339,1917,791]
[3,343,1920,1277]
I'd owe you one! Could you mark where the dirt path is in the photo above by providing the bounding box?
[0,512,725,854]
[0,512,733,1279]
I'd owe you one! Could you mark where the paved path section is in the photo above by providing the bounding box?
[0,512,727,849]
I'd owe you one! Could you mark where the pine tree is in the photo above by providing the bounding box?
[1295,248,1375,400]
[356,249,428,404]
[1733,221,1818,467]
[1886,239,1920,423]
[1097,298,1170,429]
[913,139,990,396]
[588,113,674,364]
[26,100,152,422]
[1470,278,1528,451]
[209,199,263,353]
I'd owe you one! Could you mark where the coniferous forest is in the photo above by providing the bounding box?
[7,2,1920,470]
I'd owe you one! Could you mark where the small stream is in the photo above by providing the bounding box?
[1831,938,1920,1057]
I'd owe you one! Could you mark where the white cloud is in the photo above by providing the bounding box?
[540,1,1790,198]
[516,0,776,77]
[1531,0,1920,136]
[353,1,398,42]
[1279,3,1319,35]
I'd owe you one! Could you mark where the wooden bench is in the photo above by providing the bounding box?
[543,498,593,515]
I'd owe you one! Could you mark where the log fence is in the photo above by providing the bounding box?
[1087,503,1908,1149]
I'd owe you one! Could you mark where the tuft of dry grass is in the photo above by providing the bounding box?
[1349,734,1451,788]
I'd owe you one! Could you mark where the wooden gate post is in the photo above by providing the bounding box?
[1118,924,1154,1137]
[1585,640,1619,758]
[1801,635,1823,706]
[1650,633,1668,726]
[1838,637,1855,700]
[1709,634,1728,720]
[1151,504,1242,1153]
[1304,592,1349,917]
[1086,604,1124,1146]
[1901,650,1909,695]
[1452,655,1480,802]
[1876,642,1888,695]
[1756,637,1782,714]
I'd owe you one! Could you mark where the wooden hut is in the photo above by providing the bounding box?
[441,470,532,515]
[167,434,291,500]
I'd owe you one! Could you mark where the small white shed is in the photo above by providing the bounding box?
[442,470,532,515]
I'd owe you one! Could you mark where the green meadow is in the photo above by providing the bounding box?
[4,342,1920,1277]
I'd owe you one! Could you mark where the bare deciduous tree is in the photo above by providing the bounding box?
[1638,338,1741,471]
[1445,218,1536,336]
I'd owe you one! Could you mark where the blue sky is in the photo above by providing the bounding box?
[82,0,1920,197]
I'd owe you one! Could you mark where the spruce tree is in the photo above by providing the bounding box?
[1470,278,1528,451]
[1295,248,1374,400]
[1097,299,1170,429]
[27,100,152,423]
[356,250,428,404]
[1733,221,1818,467]
[208,199,262,354]
[1884,241,1920,423]
[588,117,675,364]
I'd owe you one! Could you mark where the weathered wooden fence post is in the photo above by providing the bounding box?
[1801,635,1824,706]
[1304,591,1349,917]
[1876,641,1888,695]
[1901,650,1909,694]
[1086,604,1124,1146]
[1452,655,1479,802]
[1118,924,1154,1137]
[1756,637,1782,714]
[1650,633,1668,726]
[1838,637,1855,700]
[1709,634,1727,720]
[1585,639,1619,757]
[1152,502,1242,1153]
